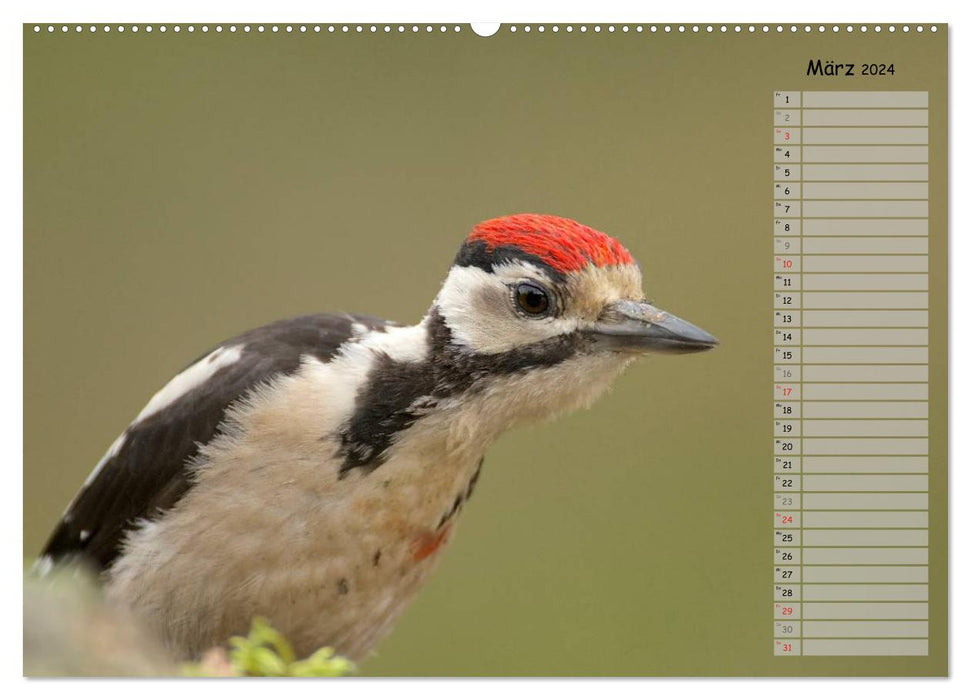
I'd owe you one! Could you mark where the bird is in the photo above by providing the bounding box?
[38,213,718,664]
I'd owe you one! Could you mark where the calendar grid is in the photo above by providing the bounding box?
[772,90,930,657]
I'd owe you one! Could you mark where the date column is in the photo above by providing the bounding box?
[772,90,802,656]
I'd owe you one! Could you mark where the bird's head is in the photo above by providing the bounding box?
[424,214,717,430]
[433,213,717,357]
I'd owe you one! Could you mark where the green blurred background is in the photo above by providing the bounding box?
[24,24,946,675]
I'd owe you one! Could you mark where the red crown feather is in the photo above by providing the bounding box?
[467,214,635,274]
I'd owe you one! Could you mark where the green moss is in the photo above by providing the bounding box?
[182,618,355,678]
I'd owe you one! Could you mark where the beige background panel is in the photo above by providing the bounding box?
[801,127,928,145]
[801,91,929,108]
[802,456,927,472]
[802,145,928,162]
[802,110,928,127]
[801,164,929,181]
[803,219,928,235]
[801,274,927,291]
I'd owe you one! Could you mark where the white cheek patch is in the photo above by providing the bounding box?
[434,265,578,354]
[133,344,245,425]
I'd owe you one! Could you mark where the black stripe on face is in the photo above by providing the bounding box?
[452,239,567,283]
[338,351,438,474]
[425,308,584,383]
[337,309,586,476]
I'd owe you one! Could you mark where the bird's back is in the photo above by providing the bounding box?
[41,312,393,573]
[40,310,484,661]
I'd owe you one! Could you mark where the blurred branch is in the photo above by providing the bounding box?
[24,563,176,676]
[24,563,354,678]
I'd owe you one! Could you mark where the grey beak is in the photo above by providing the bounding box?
[588,300,719,354]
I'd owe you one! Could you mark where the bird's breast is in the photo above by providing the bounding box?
[106,418,483,662]
[105,348,489,662]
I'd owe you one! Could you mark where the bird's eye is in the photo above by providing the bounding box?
[514,282,551,317]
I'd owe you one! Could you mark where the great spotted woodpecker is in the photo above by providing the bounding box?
[39,214,717,662]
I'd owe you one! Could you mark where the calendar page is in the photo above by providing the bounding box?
[23,22,948,677]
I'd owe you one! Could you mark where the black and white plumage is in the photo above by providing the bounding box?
[42,313,392,571]
[38,214,717,662]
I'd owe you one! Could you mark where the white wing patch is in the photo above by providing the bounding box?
[82,431,128,488]
[34,555,54,578]
[133,345,245,425]
[62,345,246,519]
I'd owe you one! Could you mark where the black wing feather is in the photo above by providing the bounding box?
[41,312,392,571]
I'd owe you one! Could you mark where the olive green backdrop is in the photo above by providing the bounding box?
[24,24,947,675]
